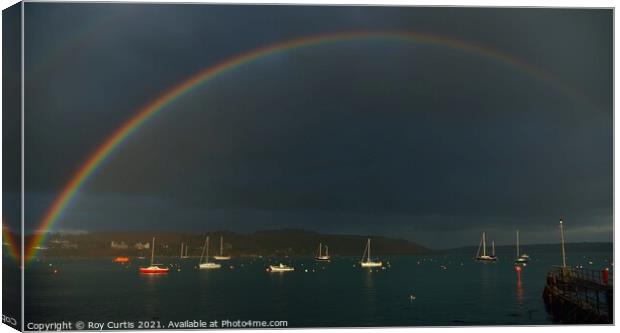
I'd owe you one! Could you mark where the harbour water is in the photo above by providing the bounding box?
[24,244,612,327]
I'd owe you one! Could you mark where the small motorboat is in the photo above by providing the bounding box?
[269,263,294,272]
[113,256,130,263]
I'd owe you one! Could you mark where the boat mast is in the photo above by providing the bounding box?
[492,241,495,257]
[318,243,322,257]
[199,236,207,264]
[325,245,329,256]
[559,219,567,268]
[367,238,371,263]
[516,230,520,257]
[361,239,369,262]
[180,243,184,258]
[220,236,224,256]
[482,232,486,257]
[150,237,155,266]
[206,236,210,262]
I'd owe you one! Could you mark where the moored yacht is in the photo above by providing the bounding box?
[213,236,231,261]
[514,230,530,265]
[314,242,331,261]
[360,238,382,268]
[139,237,170,274]
[475,232,497,261]
[198,236,221,269]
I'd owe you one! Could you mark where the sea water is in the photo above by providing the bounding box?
[24,244,613,327]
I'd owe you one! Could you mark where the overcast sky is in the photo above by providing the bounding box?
[16,3,612,248]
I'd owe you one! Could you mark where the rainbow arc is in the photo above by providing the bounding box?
[26,31,582,262]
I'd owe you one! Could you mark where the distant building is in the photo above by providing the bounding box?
[50,239,78,249]
[134,242,150,250]
[110,241,128,250]
[61,242,78,249]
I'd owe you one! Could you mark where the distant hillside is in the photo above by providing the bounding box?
[445,242,613,253]
[34,229,430,258]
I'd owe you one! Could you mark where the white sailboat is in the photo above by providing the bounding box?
[180,242,189,259]
[475,232,497,261]
[360,238,382,268]
[514,230,529,264]
[314,242,331,261]
[198,236,221,269]
[213,236,231,261]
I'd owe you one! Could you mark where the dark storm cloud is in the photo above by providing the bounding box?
[23,4,612,247]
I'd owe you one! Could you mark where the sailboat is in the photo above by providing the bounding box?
[213,236,231,260]
[198,236,221,269]
[180,242,189,259]
[475,232,497,261]
[139,237,170,273]
[360,238,382,267]
[314,242,331,261]
[514,230,530,264]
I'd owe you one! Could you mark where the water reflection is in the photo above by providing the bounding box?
[361,268,377,325]
[515,267,524,305]
[139,272,167,315]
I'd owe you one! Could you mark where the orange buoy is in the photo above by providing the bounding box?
[113,256,130,263]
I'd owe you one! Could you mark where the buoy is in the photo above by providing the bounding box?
[410,294,416,301]
[602,267,609,284]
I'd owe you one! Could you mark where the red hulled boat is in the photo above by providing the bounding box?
[139,237,169,274]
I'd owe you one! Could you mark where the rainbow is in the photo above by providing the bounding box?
[3,221,20,261]
[25,30,579,261]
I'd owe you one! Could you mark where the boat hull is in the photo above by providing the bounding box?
[476,256,497,262]
[314,256,331,262]
[199,263,222,269]
[360,261,382,267]
[139,266,169,274]
[113,256,130,263]
[269,265,294,272]
[213,256,231,261]
[514,257,529,265]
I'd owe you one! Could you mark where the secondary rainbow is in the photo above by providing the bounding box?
[26,30,574,261]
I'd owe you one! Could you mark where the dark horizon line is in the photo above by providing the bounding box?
[22,228,613,251]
